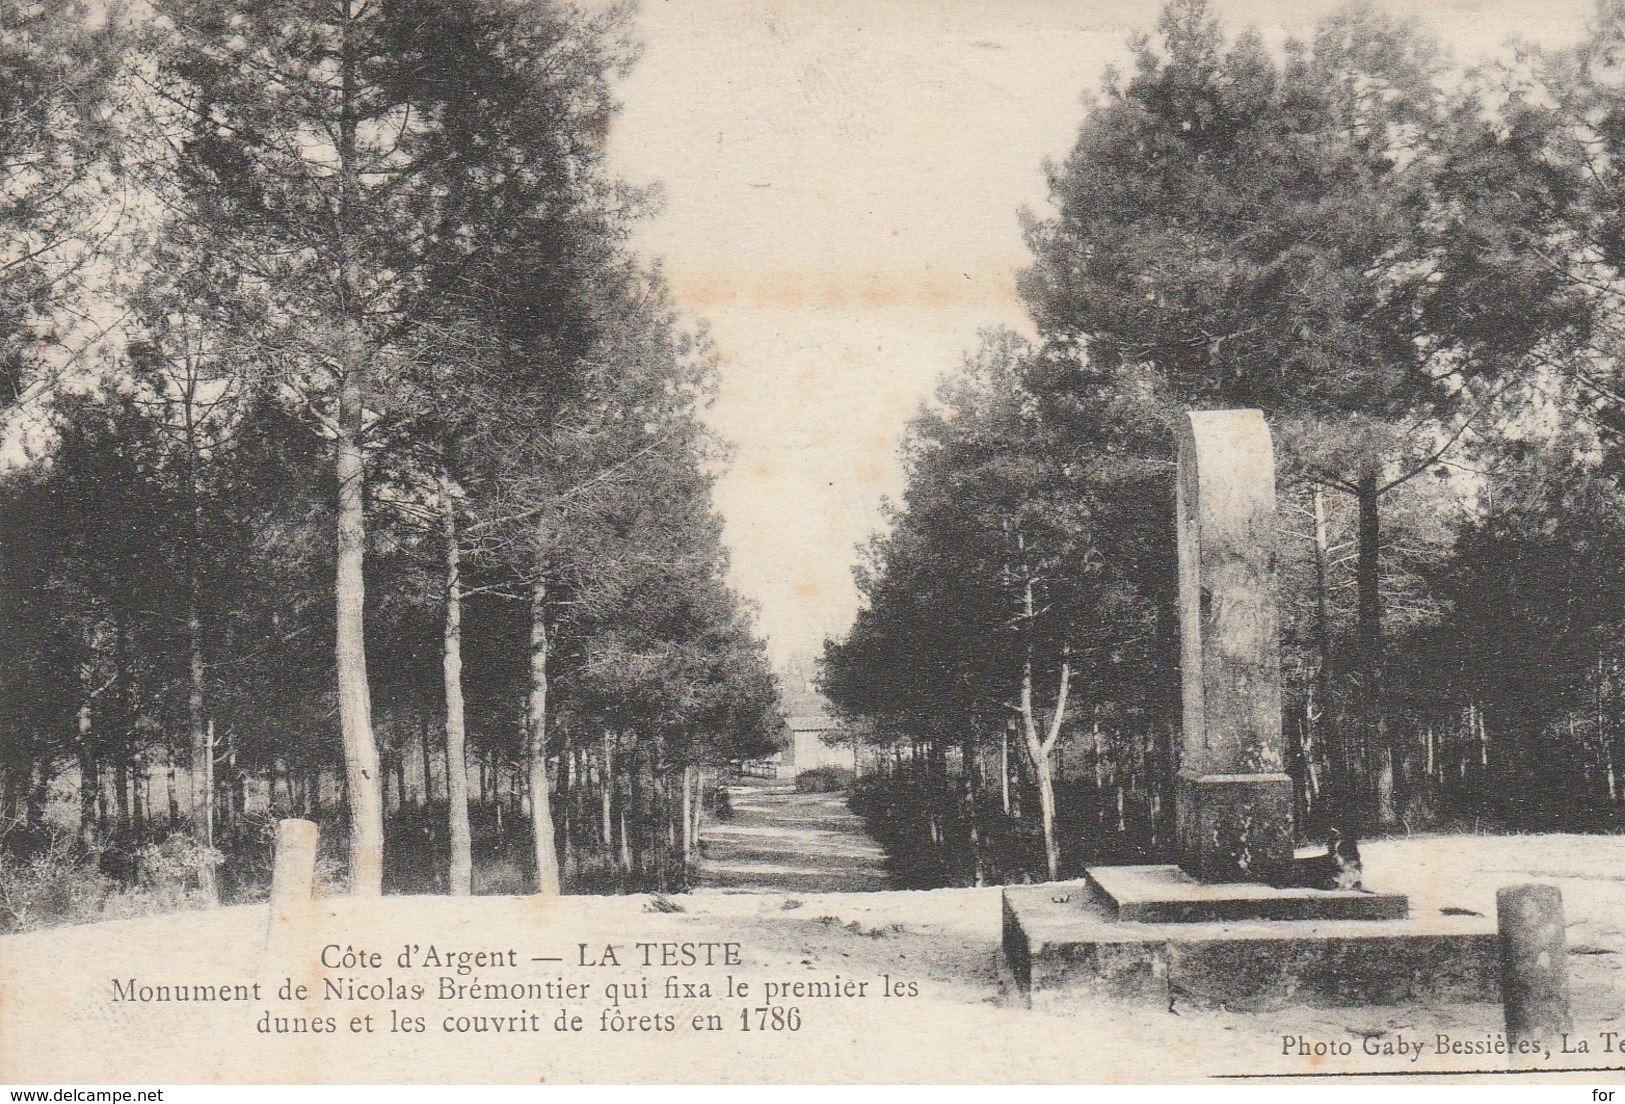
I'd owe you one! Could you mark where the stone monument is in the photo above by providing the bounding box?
[1173,409,1293,885]
[1085,409,1401,921]
[1001,409,1499,1009]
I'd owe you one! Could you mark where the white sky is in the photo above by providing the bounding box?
[601,0,1596,664]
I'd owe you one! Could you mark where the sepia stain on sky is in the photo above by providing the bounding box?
[600,0,1595,664]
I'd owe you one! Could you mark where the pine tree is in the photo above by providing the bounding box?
[148,0,634,893]
[1019,0,1569,829]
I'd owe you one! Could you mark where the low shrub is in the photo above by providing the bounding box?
[133,833,223,910]
[0,821,113,933]
[796,766,854,793]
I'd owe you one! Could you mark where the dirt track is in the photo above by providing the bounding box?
[694,782,892,894]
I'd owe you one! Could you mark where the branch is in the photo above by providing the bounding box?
[1376,386,1503,496]
[1042,651,1071,757]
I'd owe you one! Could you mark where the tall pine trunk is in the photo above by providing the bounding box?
[1001,722,1011,816]
[187,578,217,901]
[681,763,695,869]
[441,469,472,895]
[420,717,433,802]
[1311,484,1337,837]
[335,337,384,894]
[180,358,218,901]
[331,0,385,896]
[78,695,96,846]
[601,730,614,849]
[1313,486,1334,722]
[1356,469,1388,828]
[114,758,130,832]
[962,731,984,886]
[526,575,562,895]
[689,765,703,867]
[113,620,131,832]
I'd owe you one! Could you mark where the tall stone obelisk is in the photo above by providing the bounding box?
[1175,409,1294,884]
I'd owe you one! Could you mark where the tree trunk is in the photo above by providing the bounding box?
[329,330,383,897]
[1019,653,1066,882]
[333,328,384,894]
[559,730,577,890]
[1311,484,1338,837]
[25,762,47,826]
[205,720,218,845]
[601,730,614,849]
[1356,469,1388,829]
[420,715,433,803]
[131,755,145,837]
[185,595,214,913]
[1000,723,1011,817]
[441,470,472,896]
[182,383,219,899]
[1033,750,1058,881]
[331,0,385,898]
[2,768,19,823]
[78,705,96,846]
[962,731,984,886]
[619,807,632,874]
[114,758,130,832]
[690,765,703,864]
[1313,485,1334,707]
[526,576,561,896]
[1355,471,1382,688]
[228,728,244,827]
[112,620,131,833]
[681,764,695,869]
[1017,570,1068,881]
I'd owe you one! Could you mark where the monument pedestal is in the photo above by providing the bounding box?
[1002,881,1499,1012]
[1175,772,1295,884]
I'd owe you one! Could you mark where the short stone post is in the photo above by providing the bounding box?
[269,818,319,908]
[1497,883,1572,1047]
[1174,410,1293,884]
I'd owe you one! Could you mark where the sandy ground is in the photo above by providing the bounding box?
[2,834,1624,1084]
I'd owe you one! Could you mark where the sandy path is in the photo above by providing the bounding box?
[693,782,892,893]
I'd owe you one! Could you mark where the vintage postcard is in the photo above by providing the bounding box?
[2,0,1623,1087]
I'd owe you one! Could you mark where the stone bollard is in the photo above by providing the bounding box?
[269,818,319,909]
[1497,883,1572,1048]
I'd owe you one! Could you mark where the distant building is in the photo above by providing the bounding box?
[737,654,862,780]
[776,712,857,779]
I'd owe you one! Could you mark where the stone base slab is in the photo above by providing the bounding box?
[1004,881,1498,1011]
[1085,864,1409,923]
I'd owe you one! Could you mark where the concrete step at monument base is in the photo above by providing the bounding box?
[1085,864,1409,923]
[1003,880,1500,1012]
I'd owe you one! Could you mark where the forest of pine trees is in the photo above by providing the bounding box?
[21,0,1625,923]
[824,0,1625,888]
[0,0,780,926]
